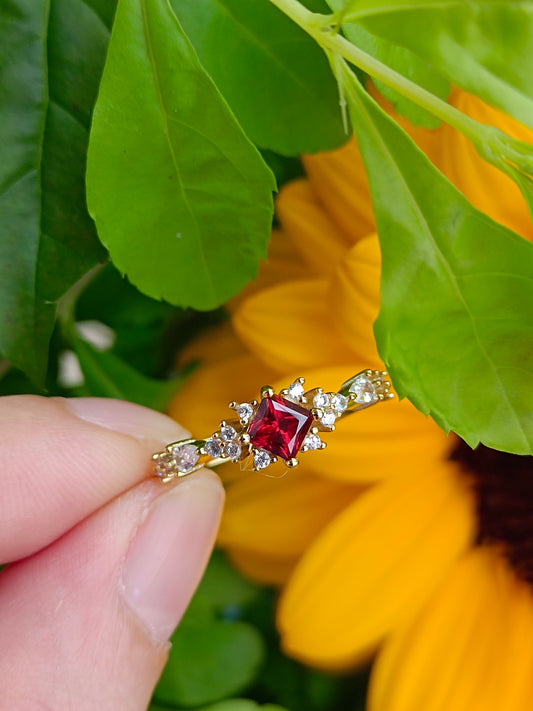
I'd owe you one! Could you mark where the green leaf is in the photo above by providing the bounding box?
[0,0,108,385]
[83,0,118,28]
[87,0,276,312]
[198,701,289,711]
[342,0,533,130]
[154,607,265,707]
[198,550,261,610]
[332,19,450,127]
[0,0,50,384]
[342,68,533,454]
[72,333,188,410]
[170,0,347,154]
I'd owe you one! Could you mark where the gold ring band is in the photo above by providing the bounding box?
[152,369,393,481]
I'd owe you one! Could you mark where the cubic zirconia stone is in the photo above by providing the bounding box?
[349,376,378,404]
[303,433,322,450]
[204,437,223,458]
[248,394,313,460]
[313,392,330,408]
[236,403,254,422]
[220,425,237,441]
[172,444,200,473]
[225,441,242,460]
[287,381,304,400]
[330,393,348,414]
[154,452,175,478]
[254,450,271,470]
[320,409,336,427]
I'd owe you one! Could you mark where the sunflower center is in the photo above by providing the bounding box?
[453,441,533,586]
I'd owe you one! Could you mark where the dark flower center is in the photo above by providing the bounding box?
[452,441,533,586]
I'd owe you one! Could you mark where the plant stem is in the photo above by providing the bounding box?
[267,0,488,146]
[56,262,107,334]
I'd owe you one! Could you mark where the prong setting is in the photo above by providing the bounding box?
[153,369,393,479]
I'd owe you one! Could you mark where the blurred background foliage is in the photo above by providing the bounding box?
[2,0,533,707]
[149,551,369,711]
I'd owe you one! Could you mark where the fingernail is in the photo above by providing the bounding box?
[63,397,188,445]
[122,471,224,641]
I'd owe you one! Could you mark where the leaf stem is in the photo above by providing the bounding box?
[56,262,106,335]
[267,0,488,147]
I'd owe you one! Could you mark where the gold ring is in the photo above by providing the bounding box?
[152,370,393,481]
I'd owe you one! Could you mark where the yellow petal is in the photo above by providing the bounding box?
[272,365,455,483]
[232,280,356,374]
[369,547,533,711]
[430,91,533,241]
[277,462,475,669]
[176,320,243,371]
[329,233,382,366]
[229,227,309,312]
[368,83,533,241]
[225,547,297,587]
[218,459,362,559]
[276,179,350,276]
[494,560,533,711]
[366,80,438,157]
[302,137,375,244]
[168,352,277,440]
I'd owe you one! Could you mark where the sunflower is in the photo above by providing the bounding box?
[169,88,533,711]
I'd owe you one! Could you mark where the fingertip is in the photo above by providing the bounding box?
[0,469,225,709]
[61,396,190,447]
[122,469,225,642]
[0,395,194,563]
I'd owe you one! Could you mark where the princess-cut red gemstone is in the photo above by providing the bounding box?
[248,394,313,460]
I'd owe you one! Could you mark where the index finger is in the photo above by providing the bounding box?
[0,395,186,563]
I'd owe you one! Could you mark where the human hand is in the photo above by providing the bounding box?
[0,396,224,711]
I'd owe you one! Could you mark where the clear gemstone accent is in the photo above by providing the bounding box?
[172,443,200,473]
[320,409,336,427]
[287,381,304,400]
[204,437,224,458]
[225,441,242,460]
[236,402,254,422]
[331,393,348,413]
[313,392,330,408]
[254,450,271,470]
[154,452,175,478]
[304,433,322,450]
[349,376,378,404]
[220,425,238,441]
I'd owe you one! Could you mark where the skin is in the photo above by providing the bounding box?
[0,395,225,711]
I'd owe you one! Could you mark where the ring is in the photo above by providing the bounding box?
[152,370,393,481]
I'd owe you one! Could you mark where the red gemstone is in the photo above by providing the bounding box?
[248,394,314,460]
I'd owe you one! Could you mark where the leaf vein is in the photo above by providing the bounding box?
[141,0,216,303]
[355,89,529,446]
[212,0,326,106]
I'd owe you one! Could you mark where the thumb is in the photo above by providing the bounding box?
[0,469,224,711]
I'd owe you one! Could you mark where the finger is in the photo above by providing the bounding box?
[0,470,224,711]
[0,395,185,563]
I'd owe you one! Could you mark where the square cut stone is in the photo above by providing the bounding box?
[248,394,313,460]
